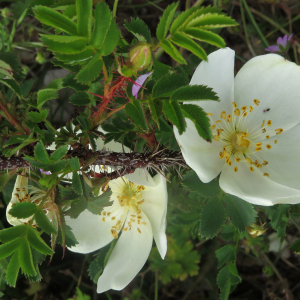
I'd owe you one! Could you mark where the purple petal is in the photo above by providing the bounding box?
[279,35,288,48]
[40,169,50,175]
[132,72,152,99]
[265,45,280,53]
[288,33,293,41]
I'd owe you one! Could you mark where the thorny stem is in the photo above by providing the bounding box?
[99,103,127,124]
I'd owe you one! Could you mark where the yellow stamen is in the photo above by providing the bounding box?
[275,128,283,135]
[263,173,269,177]
[267,120,271,126]
[241,106,247,111]
[220,111,227,119]
[261,120,265,128]
[266,144,272,149]
[249,167,254,172]
[227,115,232,123]
[274,140,277,144]
[266,135,270,139]
[234,167,238,172]
[234,108,240,116]
[232,102,237,108]
[254,99,260,106]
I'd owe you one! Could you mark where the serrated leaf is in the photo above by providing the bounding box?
[72,171,83,195]
[37,89,58,110]
[152,60,171,81]
[77,114,89,131]
[33,6,78,36]
[27,227,53,255]
[88,240,117,283]
[171,85,219,102]
[170,32,207,61]
[63,73,89,91]
[156,2,179,41]
[199,197,226,238]
[54,47,94,65]
[290,237,300,253]
[40,35,86,54]
[0,53,24,81]
[5,252,20,287]
[216,245,236,269]
[53,160,68,173]
[0,225,27,243]
[186,13,238,30]
[0,79,23,98]
[69,91,91,106]
[124,17,151,43]
[217,264,241,300]
[76,53,103,84]
[39,173,58,188]
[0,60,13,79]
[160,39,186,65]
[9,203,37,219]
[23,155,50,170]
[34,208,57,235]
[148,96,162,129]
[153,73,188,98]
[223,194,257,232]
[57,224,78,248]
[0,238,22,260]
[64,198,88,218]
[90,2,112,49]
[125,100,148,131]
[27,110,48,123]
[19,240,36,276]
[69,157,80,171]
[77,0,92,38]
[180,104,213,142]
[268,204,290,231]
[170,7,198,34]
[34,142,50,163]
[87,191,112,215]
[101,21,119,56]
[163,100,185,134]
[50,145,68,162]
[183,171,222,197]
[184,28,226,48]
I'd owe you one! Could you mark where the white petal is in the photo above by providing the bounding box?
[125,168,155,187]
[97,211,153,293]
[140,174,167,258]
[251,123,300,190]
[188,47,235,117]
[66,207,125,254]
[234,54,300,135]
[174,119,224,183]
[219,163,300,206]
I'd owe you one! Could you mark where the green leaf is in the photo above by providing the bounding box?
[50,145,68,162]
[72,171,83,195]
[88,239,117,283]
[0,79,23,98]
[69,91,91,106]
[0,60,13,79]
[27,227,54,255]
[9,203,37,219]
[39,173,58,188]
[57,224,78,248]
[5,252,20,287]
[148,96,163,129]
[54,47,94,65]
[53,160,67,173]
[23,155,49,170]
[180,104,213,142]
[34,207,57,235]
[100,21,119,56]
[170,7,197,34]
[0,52,24,81]
[124,17,151,43]
[34,142,50,163]
[170,32,207,61]
[171,85,219,102]
[19,240,36,276]
[27,110,48,123]
[152,60,171,81]
[90,2,114,52]
[63,73,89,91]
[217,264,241,300]
[216,245,236,269]
[37,89,58,110]
[163,100,185,134]
[64,198,88,218]
[0,238,22,260]
[76,53,103,84]
[160,39,186,65]
[223,194,257,232]
[87,191,112,215]
[125,100,148,131]
[156,1,179,41]
[184,28,226,48]
[69,157,80,171]
[153,73,188,98]
[268,204,290,231]
[33,6,78,36]
[77,0,92,38]
[40,35,86,54]
[0,225,27,243]
[290,237,300,253]
[77,114,89,131]
[186,13,238,30]
[199,197,226,238]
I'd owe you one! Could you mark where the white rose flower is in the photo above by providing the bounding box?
[174,47,300,206]
[66,141,168,293]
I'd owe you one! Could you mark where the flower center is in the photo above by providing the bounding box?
[207,99,284,176]
[101,178,147,239]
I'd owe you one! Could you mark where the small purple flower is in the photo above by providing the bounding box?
[132,72,152,99]
[40,169,50,175]
[265,34,293,53]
